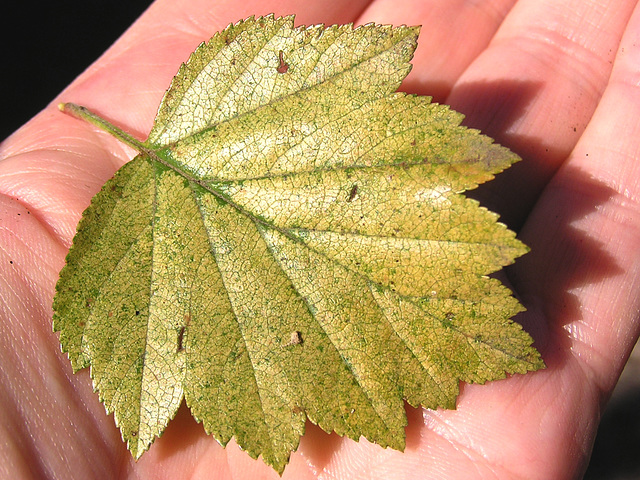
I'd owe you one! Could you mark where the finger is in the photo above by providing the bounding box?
[358,0,518,101]
[446,0,637,227]
[517,0,640,394]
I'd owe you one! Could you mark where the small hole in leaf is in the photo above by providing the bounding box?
[288,331,303,346]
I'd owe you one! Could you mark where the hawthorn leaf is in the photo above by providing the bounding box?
[53,15,544,474]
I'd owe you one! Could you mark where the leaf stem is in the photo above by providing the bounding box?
[59,103,155,157]
[59,102,216,187]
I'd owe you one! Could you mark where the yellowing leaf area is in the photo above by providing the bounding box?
[53,15,543,474]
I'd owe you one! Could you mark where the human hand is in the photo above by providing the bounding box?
[1,1,639,479]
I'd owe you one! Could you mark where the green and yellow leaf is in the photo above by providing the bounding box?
[53,15,543,474]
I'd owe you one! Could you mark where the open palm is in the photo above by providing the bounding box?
[2,1,639,479]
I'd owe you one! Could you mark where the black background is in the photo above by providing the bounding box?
[2,2,637,478]
[1,1,152,141]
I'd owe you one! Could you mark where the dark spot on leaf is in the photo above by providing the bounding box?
[86,298,93,308]
[277,50,289,74]
[177,326,186,352]
[442,312,455,327]
[135,310,140,316]
[347,184,358,202]
[131,431,137,437]
[292,405,305,414]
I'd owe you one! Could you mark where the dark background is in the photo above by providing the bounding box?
[1,1,152,141]
[2,2,638,478]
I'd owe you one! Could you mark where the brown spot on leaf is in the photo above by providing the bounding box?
[177,326,186,352]
[347,184,358,202]
[277,50,289,74]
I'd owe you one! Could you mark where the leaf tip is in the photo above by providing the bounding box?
[128,434,150,462]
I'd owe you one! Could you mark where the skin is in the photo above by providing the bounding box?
[1,0,640,478]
